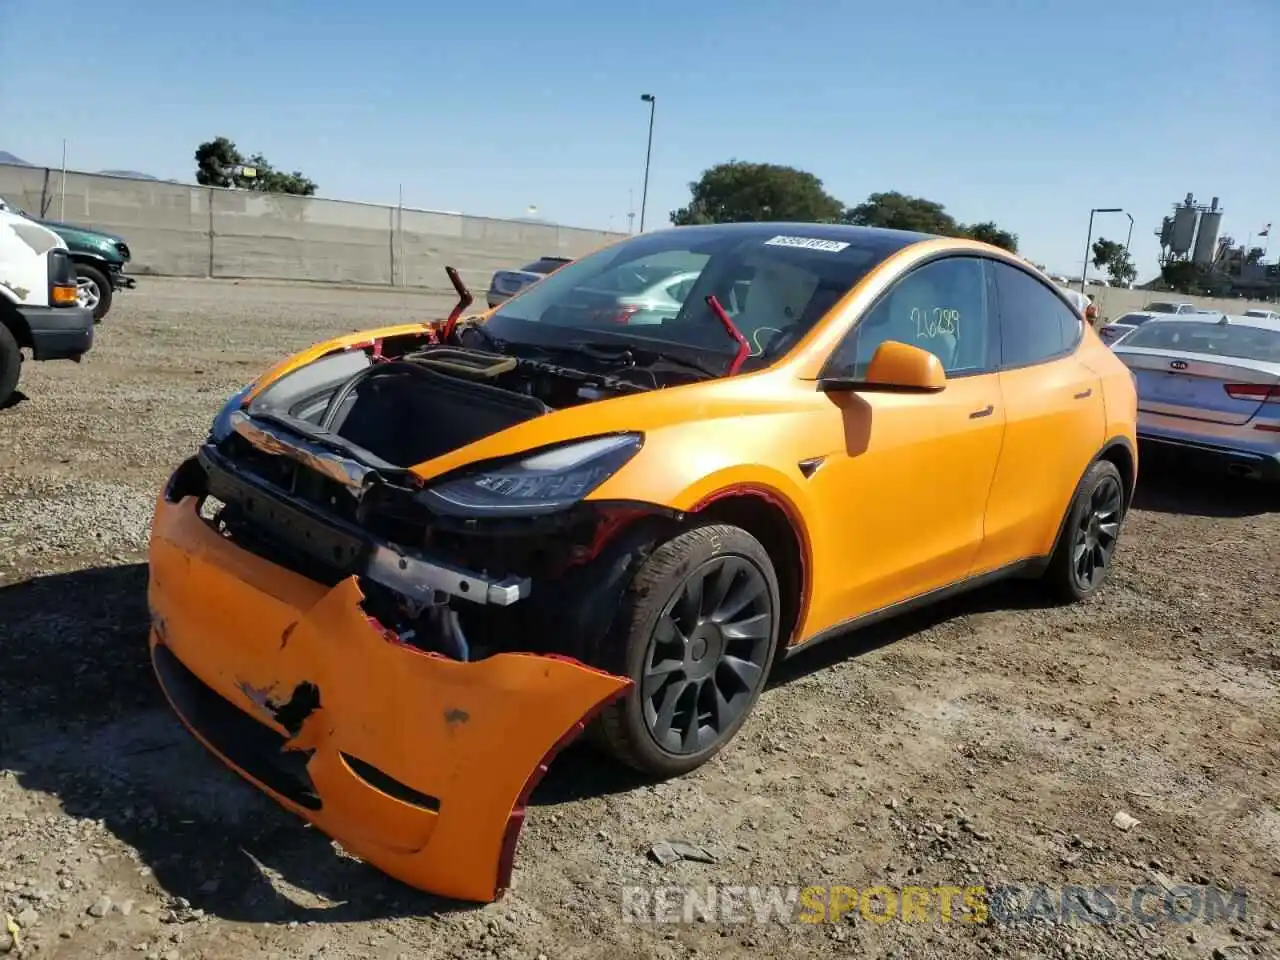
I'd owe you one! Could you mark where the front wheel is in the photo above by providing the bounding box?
[0,322,20,407]
[75,264,113,322]
[593,524,781,777]
[1043,459,1126,603]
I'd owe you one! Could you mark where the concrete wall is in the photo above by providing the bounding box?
[0,163,624,293]
[1078,284,1274,321]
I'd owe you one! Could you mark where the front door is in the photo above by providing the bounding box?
[803,255,1006,633]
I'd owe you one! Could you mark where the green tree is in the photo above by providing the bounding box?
[1160,260,1200,294]
[670,161,844,225]
[194,138,318,196]
[961,220,1019,253]
[842,191,957,234]
[1091,238,1137,287]
[842,192,1018,252]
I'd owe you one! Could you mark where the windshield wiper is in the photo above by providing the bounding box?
[563,340,720,379]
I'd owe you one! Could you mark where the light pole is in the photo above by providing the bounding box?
[639,93,655,233]
[1081,207,1123,292]
[1124,213,1134,256]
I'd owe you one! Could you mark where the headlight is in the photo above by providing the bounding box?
[210,383,254,442]
[418,433,643,518]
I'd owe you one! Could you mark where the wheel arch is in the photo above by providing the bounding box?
[0,296,32,349]
[687,484,812,652]
[1045,436,1135,565]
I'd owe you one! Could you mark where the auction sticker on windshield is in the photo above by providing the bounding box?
[763,236,850,253]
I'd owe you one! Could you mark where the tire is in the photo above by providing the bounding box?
[1043,459,1126,603]
[593,523,781,777]
[75,264,112,322]
[0,322,21,408]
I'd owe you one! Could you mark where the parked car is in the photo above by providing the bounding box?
[0,208,95,406]
[485,256,571,307]
[1098,310,1162,346]
[0,196,135,321]
[148,222,1137,903]
[1112,313,1280,481]
[1242,308,1280,322]
[1141,300,1201,315]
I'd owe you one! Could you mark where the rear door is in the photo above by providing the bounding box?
[971,261,1107,575]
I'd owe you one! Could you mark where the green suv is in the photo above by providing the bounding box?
[0,197,136,321]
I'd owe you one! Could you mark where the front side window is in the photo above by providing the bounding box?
[991,260,1081,367]
[485,226,914,366]
[823,256,995,379]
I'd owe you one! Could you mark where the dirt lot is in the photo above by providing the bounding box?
[1,278,1277,960]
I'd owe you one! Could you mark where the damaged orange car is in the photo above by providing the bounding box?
[148,222,1138,903]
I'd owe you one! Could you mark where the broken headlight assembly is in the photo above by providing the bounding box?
[417,433,644,518]
[209,383,255,442]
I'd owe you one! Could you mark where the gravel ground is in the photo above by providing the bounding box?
[0,278,1277,960]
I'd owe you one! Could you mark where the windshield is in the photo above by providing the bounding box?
[484,225,911,366]
[1143,302,1181,313]
[1120,320,1280,363]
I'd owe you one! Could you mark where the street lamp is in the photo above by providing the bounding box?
[639,93,656,233]
[1124,212,1134,256]
[1081,207,1123,293]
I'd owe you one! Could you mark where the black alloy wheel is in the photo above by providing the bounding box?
[641,555,774,755]
[592,523,781,777]
[1071,472,1124,592]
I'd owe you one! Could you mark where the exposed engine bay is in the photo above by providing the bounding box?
[182,292,703,674]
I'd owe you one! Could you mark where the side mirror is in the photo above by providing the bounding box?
[819,341,947,393]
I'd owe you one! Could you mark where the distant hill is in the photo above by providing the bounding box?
[0,151,31,166]
[99,169,159,180]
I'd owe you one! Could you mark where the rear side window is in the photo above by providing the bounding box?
[991,261,1081,367]
[1114,313,1152,326]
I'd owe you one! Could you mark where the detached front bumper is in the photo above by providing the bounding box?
[148,491,631,903]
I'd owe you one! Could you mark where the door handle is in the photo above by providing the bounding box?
[1073,388,1093,400]
[969,404,994,419]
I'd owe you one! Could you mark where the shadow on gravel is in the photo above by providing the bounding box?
[0,388,29,411]
[771,577,1050,686]
[0,564,470,924]
[1132,450,1276,518]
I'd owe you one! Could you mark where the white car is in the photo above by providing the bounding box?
[0,209,95,406]
[1243,308,1280,322]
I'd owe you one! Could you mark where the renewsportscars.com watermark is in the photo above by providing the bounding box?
[621,883,1249,926]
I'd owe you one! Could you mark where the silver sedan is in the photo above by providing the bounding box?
[1113,313,1280,481]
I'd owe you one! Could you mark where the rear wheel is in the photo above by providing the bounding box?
[0,322,21,408]
[1044,459,1126,602]
[594,524,780,777]
[75,263,112,322]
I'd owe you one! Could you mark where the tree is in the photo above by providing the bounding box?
[842,191,957,234]
[1160,260,1200,294]
[961,221,1019,254]
[1091,237,1137,287]
[670,161,844,225]
[193,137,318,196]
[842,192,1018,252]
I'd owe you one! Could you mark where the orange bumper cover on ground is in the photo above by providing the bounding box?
[147,494,631,903]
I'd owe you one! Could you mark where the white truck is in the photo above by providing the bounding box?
[0,208,95,407]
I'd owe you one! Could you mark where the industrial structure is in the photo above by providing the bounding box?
[1153,192,1276,300]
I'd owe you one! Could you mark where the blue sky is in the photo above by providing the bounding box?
[1,0,1275,278]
